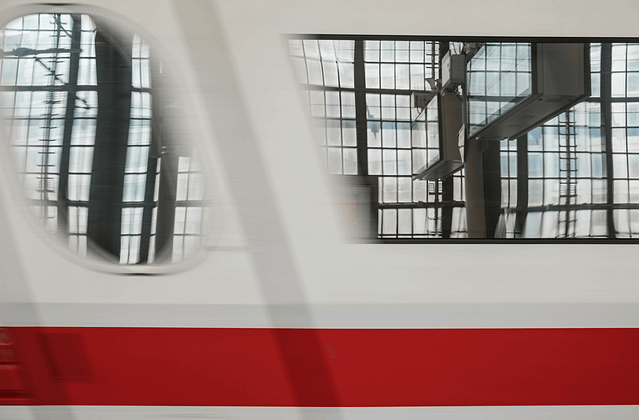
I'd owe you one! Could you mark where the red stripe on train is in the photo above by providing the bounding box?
[2,327,638,406]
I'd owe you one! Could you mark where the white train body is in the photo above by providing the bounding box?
[0,0,638,419]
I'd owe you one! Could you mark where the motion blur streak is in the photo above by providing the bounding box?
[0,109,75,419]
[171,0,342,414]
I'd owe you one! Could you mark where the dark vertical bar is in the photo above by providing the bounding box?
[354,40,368,177]
[57,14,82,231]
[153,148,178,261]
[438,43,454,238]
[482,42,506,239]
[137,155,157,263]
[601,43,616,238]
[86,30,132,258]
[515,134,528,236]
[441,176,453,238]
[464,136,489,237]
[138,59,162,263]
[152,52,176,262]
[353,39,378,238]
[483,140,502,238]
[148,50,177,262]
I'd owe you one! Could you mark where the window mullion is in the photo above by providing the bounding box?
[354,39,379,238]
[601,43,616,238]
[57,14,82,231]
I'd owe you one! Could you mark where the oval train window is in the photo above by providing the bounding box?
[0,12,208,266]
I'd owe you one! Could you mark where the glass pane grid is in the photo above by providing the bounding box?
[120,43,155,263]
[610,43,639,238]
[363,40,438,90]
[500,138,518,210]
[132,34,150,89]
[521,103,608,238]
[120,207,143,264]
[173,155,205,263]
[2,14,207,264]
[591,43,601,98]
[1,14,73,87]
[288,39,354,88]
[450,170,467,238]
[306,89,357,175]
[468,43,533,136]
[290,37,466,239]
[1,14,97,256]
[378,207,442,239]
[611,43,639,98]
[122,92,152,204]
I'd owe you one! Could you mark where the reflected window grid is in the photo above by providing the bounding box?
[504,103,608,238]
[498,138,520,238]
[468,43,533,136]
[120,35,154,264]
[371,94,440,238]
[290,37,467,239]
[609,44,639,236]
[1,14,97,253]
[305,89,357,175]
[289,39,355,88]
[120,206,143,264]
[2,13,207,263]
[289,38,357,176]
[1,13,72,208]
[591,43,601,98]
[499,43,612,238]
[364,40,462,238]
[611,43,639,98]
[132,34,150,89]
[1,14,73,87]
[292,38,639,240]
[173,155,204,263]
[78,15,96,86]
[119,36,203,263]
[500,138,518,205]
[364,40,439,90]
[450,170,468,238]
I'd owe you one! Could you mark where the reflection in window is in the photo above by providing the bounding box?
[611,44,639,98]
[498,43,639,238]
[289,39,354,88]
[292,38,639,240]
[173,155,205,262]
[290,40,357,175]
[290,37,466,238]
[468,43,533,137]
[0,13,205,263]
[364,40,438,90]
[499,103,607,238]
[610,43,639,236]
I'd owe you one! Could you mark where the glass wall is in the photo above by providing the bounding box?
[291,38,639,241]
[289,37,466,239]
[468,43,533,137]
[498,42,639,238]
[0,13,206,262]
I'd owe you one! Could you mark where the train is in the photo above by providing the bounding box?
[0,0,638,419]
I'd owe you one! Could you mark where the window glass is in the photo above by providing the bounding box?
[0,13,207,264]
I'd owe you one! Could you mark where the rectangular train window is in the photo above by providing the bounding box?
[289,37,639,241]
